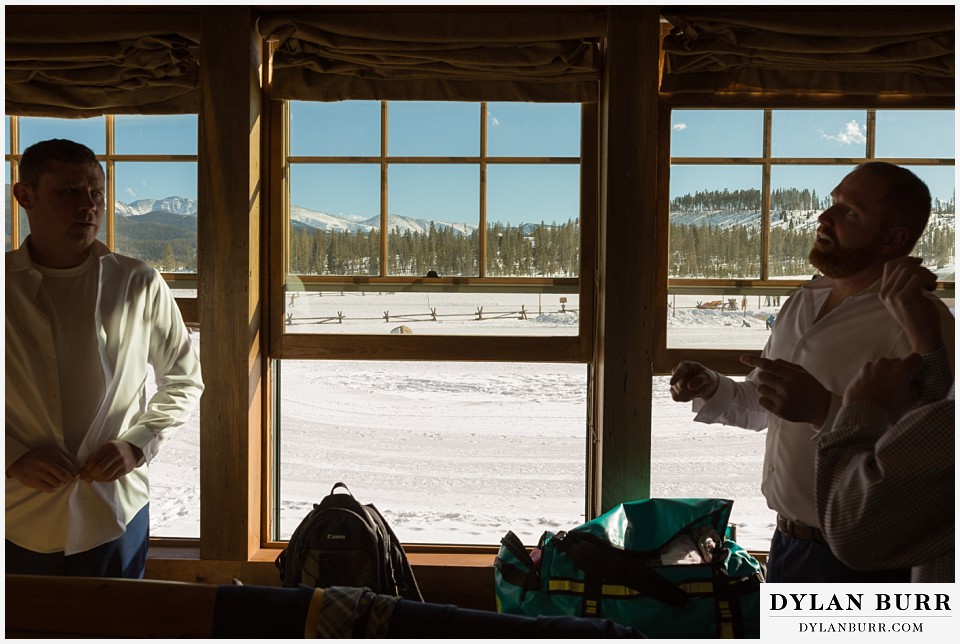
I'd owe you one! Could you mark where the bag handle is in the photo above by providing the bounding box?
[330,481,354,496]
[554,532,689,607]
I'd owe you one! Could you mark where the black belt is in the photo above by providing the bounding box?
[777,515,825,544]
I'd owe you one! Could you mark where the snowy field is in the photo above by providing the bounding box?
[148,271,954,553]
[148,290,780,552]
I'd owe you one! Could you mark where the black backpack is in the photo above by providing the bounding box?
[275,482,423,601]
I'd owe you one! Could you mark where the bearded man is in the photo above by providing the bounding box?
[668,162,954,583]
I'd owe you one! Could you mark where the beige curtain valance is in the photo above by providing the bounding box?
[6,12,200,117]
[661,9,955,98]
[258,10,605,103]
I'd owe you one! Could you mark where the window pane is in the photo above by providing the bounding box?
[667,290,786,351]
[289,164,380,276]
[113,162,198,272]
[282,286,580,337]
[671,110,763,158]
[18,116,106,154]
[388,164,478,277]
[769,164,853,279]
[876,110,955,159]
[487,165,580,277]
[651,376,774,552]
[487,103,581,157]
[148,330,202,538]
[389,102,479,157]
[115,114,198,155]
[905,164,956,275]
[772,110,867,158]
[278,360,587,545]
[290,101,380,157]
[669,165,762,279]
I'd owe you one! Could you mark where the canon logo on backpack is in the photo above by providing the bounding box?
[326,533,347,540]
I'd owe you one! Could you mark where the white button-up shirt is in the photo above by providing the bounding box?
[6,240,204,555]
[692,276,954,529]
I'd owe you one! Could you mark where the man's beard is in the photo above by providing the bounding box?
[808,238,882,278]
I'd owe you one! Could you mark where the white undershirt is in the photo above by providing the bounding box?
[34,253,106,456]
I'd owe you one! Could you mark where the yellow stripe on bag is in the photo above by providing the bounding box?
[718,600,734,638]
[585,599,599,616]
[548,580,714,597]
[548,580,586,593]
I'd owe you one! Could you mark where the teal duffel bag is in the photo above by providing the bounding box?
[494,498,763,639]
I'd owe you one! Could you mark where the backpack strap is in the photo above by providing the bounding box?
[553,532,689,607]
[366,503,424,602]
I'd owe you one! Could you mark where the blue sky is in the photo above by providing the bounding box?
[670,109,956,208]
[6,106,956,226]
[287,101,582,226]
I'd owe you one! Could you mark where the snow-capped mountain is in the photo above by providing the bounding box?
[117,197,478,236]
[115,196,198,217]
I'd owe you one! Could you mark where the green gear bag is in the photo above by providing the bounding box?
[494,498,763,639]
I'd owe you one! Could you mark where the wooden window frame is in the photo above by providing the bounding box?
[263,98,599,546]
[268,100,597,364]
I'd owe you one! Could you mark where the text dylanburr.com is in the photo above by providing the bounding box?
[762,584,954,640]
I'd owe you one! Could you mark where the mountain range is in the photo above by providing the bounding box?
[116,196,480,236]
[115,194,957,235]
[6,188,954,249]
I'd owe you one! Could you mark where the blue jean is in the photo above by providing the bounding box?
[5,503,150,579]
[767,528,910,583]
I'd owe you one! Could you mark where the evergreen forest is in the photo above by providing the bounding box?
[48,186,952,278]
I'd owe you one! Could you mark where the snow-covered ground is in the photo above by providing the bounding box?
[148,268,954,553]
[149,291,778,552]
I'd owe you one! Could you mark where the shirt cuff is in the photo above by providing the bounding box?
[818,400,890,446]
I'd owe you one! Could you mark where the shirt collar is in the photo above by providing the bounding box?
[801,274,882,296]
[8,237,113,272]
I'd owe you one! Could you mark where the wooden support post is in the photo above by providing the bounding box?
[591,7,660,516]
[198,6,263,560]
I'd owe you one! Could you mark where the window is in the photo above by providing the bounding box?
[282,101,584,339]
[276,359,588,544]
[4,114,202,538]
[271,100,596,544]
[655,108,955,550]
[665,109,955,352]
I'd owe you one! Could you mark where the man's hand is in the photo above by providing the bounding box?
[843,354,923,423]
[79,440,144,483]
[670,361,719,402]
[879,257,942,355]
[6,447,79,492]
[740,355,831,426]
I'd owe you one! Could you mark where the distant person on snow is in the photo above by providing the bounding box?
[6,139,204,579]
[668,162,954,583]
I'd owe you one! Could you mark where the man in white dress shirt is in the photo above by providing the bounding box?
[6,139,204,578]
[669,162,953,582]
